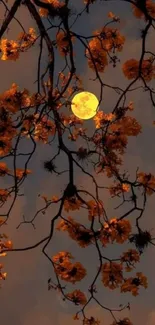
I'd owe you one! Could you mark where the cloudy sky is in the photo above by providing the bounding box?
[0,1,155,325]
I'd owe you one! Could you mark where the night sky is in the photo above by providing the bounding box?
[0,1,155,324]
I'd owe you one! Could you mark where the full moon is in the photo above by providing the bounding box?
[71,91,99,120]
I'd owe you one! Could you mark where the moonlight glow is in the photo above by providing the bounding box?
[71,91,99,120]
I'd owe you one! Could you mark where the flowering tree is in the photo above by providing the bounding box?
[0,0,155,324]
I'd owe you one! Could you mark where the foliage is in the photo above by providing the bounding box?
[0,0,155,324]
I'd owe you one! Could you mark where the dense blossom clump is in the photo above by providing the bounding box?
[122,58,155,81]
[132,0,155,19]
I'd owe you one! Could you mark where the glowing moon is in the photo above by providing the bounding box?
[71,91,99,120]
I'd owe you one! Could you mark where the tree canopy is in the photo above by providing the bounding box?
[0,0,155,324]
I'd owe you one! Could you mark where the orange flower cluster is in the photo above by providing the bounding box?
[0,162,10,176]
[0,232,13,285]
[94,112,141,147]
[100,218,131,245]
[60,113,83,127]
[41,194,59,203]
[101,262,123,289]
[93,111,141,179]
[0,39,19,61]
[86,38,108,72]
[0,135,13,157]
[132,0,155,20]
[0,263,7,283]
[121,272,148,296]
[57,72,83,99]
[57,216,94,247]
[17,28,37,50]
[52,251,73,263]
[87,199,104,220]
[102,262,147,295]
[121,249,140,272]
[52,251,86,284]
[137,172,155,195]
[63,197,82,212]
[0,87,27,155]
[109,182,130,197]
[122,58,155,81]
[108,11,120,22]
[66,289,87,305]
[39,0,65,17]
[34,114,56,143]
[59,113,86,142]
[13,168,32,180]
[58,72,72,88]
[93,27,125,52]
[86,27,125,72]
[0,189,10,203]
[0,28,37,61]
[83,317,100,325]
[0,237,13,252]
[0,83,30,113]
[30,92,45,106]
[56,31,75,57]
[22,113,56,143]
[110,116,142,137]
[93,111,115,129]
[96,152,122,177]
[104,133,128,155]
[68,127,87,141]
[21,114,35,135]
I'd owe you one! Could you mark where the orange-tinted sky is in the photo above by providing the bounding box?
[0,1,155,325]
